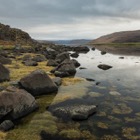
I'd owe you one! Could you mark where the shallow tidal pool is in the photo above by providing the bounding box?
[5,47,140,140]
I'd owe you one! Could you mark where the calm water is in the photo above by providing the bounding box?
[6,47,140,140]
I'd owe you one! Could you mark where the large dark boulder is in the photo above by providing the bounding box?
[55,52,70,63]
[19,70,58,96]
[98,64,112,70]
[45,48,58,59]
[71,59,81,68]
[51,59,76,77]
[70,52,79,58]
[74,46,90,53]
[0,55,12,64]
[0,120,14,131]
[0,86,38,120]
[0,63,10,82]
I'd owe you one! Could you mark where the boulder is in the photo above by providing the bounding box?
[0,120,14,131]
[74,46,90,53]
[51,59,76,77]
[45,48,58,59]
[71,59,80,68]
[0,63,10,82]
[98,64,112,70]
[0,86,38,120]
[51,104,97,121]
[70,52,79,58]
[52,77,62,86]
[101,51,106,55]
[55,52,70,63]
[32,55,46,62]
[47,59,58,67]
[19,70,58,96]
[24,60,38,66]
[92,47,95,51]
[22,54,32,61]
[0,55,12,64]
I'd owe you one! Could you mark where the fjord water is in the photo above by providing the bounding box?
[6,47,140,140]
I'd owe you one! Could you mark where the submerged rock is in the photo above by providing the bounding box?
[51,104,97,121]
[0,63,10,82]
[19,69,58,96]
[74,46,90,53]
[98,64,112,70]
[101,51,106,55]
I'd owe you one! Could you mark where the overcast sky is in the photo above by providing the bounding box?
[0,0,140,40]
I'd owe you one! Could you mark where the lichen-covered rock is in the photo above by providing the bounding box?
[19,69,58,96]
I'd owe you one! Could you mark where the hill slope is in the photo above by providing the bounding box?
[0,23,34,45]
[91,30,140,44]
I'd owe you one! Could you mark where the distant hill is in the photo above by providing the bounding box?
[50,39,91,45]
[0,23,34,45]
[91,30,140,44]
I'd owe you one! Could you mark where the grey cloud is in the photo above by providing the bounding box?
[0,0,140,39]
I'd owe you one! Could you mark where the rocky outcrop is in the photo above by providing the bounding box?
[19,70,58,96]
[98,64,112,70]
[0,23,33,45]
[0,63,10,82]
[0,86,38,120]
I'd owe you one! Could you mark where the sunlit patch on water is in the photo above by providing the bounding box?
[5,47,140,140]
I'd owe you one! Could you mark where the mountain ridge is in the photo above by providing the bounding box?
[91,30,140,44]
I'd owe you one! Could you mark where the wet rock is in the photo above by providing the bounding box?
[96,82,100,85]
[0,55,12,64]
[98,64,112,70]
[47,59,58,67]
[92,47,95,51]
[19,69,58,96]
[51,59,76,77]
[24,60,38,66]
[0,86,38,120]
[55,52,70,63]
[51,105,97,121]
[101,51,106,55]
[52,77,62,86]
[71,59,80,68]
[54,71,70,78]
[32,55,46,62]
[0,120,14,131]
[74,46,90,53]
[0,63,10,82]
[70,52,79,58]
[79,67,87,70]
[86,78,95,82]
[119,57,124,59]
